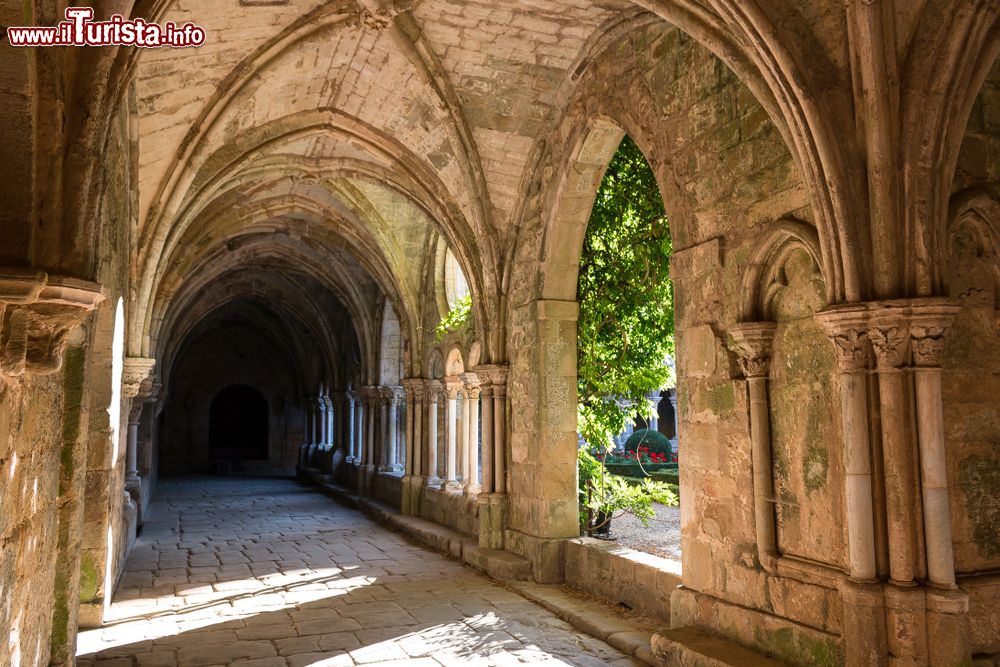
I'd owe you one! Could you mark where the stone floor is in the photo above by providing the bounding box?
[77,477,642,667]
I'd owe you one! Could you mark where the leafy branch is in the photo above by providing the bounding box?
[434,293,472,341]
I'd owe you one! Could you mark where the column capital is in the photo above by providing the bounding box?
[123,357,157,400]
[476,364,509,398]
[909,301,961,368]
[815,305,872,372]
[443,376,463,399]
[405,378,425,400]
[0,270,105,378]
[727,322,777,378]
[425,379,442,401]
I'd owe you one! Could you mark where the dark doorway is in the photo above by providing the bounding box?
[209,385,269,467]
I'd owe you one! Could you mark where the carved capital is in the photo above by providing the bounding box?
[815,305,871,372]
[909,301,961,368]
[867,321,910,370]
[727,322,777,378]
[123,357,157,400]
[0,270,105,377]
[443,377,463,400]
[424,379,443,402]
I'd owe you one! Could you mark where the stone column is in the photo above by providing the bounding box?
[477,365,509,549]
[346,391,357,462]
[490,367,508,494]
[647,391,660,431]
[463,374,481,495]
[387,388,400,472]
[125,403,143,494]
[727,322,778,572]
[354,391,364,467]
[412,382,424,479]
[480,378,495,495]
[363,388,377,493]
[122,357,156,513]
[299,398,311,467]
[426,380,442,487]
[868,310,922,586]
[911,301,970,666]
[444,379,462,491]
[816,306,887,667]
[669,391,679,451]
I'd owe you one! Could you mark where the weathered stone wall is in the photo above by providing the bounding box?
[160,327,302,475]
[78,101,135,633]
[508,19,846,663]
[0,371,67,667]
[942,57,1000,655]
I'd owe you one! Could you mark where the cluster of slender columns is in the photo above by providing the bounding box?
[730,299,968,667]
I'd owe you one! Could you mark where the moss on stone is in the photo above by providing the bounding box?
[79,554,99,601]
[959,448,1000,559]
[756,625,842,667]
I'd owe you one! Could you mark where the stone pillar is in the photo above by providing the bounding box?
[491,368,507,494]
[868,311,922,587]
[506,299,579,581]
[816,306,887,667]
[401,379,423,515]
[480,378,495,495]
[669,391,679,451]
[122,357,156,520]
[346,391,357,463]
[911,302,970,667]
[387,388,400,472]
[444,379,462,491]
[727,323,778,572]
[411,382,424,479]
[354,391,364,467]
[647,391,660,431]
[363,387,377,493]
[426,380,441,487]
[463,374,481,495]
[125,403,142,495]
[477,365,508,549]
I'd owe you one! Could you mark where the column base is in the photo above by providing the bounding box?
[839,579,888,667]
[884,582,927,664]
[444,480,463,493]
[464,482,482,496]
[477,493,506,549]
[125,475,143,525]
[926,586,971,667]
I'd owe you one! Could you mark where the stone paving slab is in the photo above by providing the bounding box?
[77,477,644,667]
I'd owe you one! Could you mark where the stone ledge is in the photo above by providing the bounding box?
[510,581,663,665]
[313,477,531,582]
[566,537,681,622]
[652,627,792,667]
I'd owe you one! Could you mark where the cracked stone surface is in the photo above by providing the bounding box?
[76,477,642,667]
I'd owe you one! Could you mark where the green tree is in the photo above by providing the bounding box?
[577,135,674,451]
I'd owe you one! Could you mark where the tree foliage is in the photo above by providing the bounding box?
[434,293,472,341]
[577,135,675,450]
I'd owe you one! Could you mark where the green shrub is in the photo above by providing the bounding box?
[624,428,672,455]
[604,462,677,478]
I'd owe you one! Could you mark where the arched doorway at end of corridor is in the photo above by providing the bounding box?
[209,384,269,472]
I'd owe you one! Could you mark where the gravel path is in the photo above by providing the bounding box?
[601,503,681,563]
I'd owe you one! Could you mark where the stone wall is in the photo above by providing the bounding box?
[506,19,849,663]
[160,327,302,475]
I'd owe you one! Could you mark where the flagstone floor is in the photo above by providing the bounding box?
[77,477,640,667]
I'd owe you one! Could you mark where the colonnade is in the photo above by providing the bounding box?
[297,366,509,548]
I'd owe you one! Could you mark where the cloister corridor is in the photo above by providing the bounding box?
[75,478,641,667]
